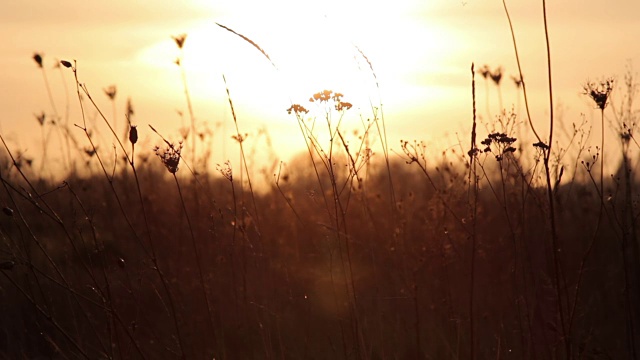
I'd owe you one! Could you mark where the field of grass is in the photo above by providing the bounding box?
[1,8,639,360]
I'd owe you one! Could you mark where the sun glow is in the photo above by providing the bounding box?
[136,0,458,122]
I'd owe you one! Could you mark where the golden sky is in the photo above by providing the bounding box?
[1,0,639,174]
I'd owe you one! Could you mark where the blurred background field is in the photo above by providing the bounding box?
[1,1,639,358]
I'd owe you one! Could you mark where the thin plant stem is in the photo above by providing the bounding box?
[66,61,187,357]
[468,63,478,360]
[501,0,542,143]
[540,0,569,356]
[172,173,217,354]
[222,75,261,231]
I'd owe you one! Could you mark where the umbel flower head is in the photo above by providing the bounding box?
[480,132,517,161]
[584,78,614,110]
[307,90,352,111]
[286,104,309,115]
[154,141,183,173]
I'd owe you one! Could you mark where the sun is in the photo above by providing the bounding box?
[132,0,461,165]
[137,0,456,108]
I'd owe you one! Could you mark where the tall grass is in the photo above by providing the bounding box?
[0,8,638,360]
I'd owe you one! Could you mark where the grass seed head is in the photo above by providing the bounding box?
[126,98,134,118]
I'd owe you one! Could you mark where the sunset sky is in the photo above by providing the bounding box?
[1,0,639,175]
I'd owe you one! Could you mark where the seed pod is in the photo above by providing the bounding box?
[33,53,43,68]
[60,60,72,68]
[2,207,13,217]
[129,125,138,145]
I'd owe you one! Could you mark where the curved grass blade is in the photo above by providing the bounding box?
[216,22,277,69]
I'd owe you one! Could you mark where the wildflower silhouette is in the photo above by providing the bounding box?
[309,89,333,103]
[286,104,309,115]
[154,141,183,173]
[307,90,352,111]
[480,132,516,161]
[583,77,614,201]
[217,160,233,182]
[583,78,614,110]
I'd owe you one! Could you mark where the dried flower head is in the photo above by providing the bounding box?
[34,112,46,126]
[84,147,97,157]
[584,78,614,110]
[33,53,43,68]
[129,125,138,145]
[490,67,503,85]
[217,161,233,181]
[511,75,523,88]
[104,85,117,100]
[335,101,352,111]
[533,141,549,150]
[286,104,309,115]
[154,141,183,173]
[307,90,352,113]
[310,89,333,103]
[478,65,491,79]
[481,132,517,161]
[232,133,248,143]
[172,34,187,49]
